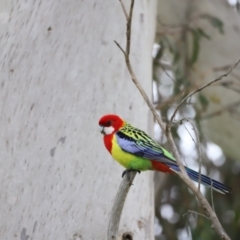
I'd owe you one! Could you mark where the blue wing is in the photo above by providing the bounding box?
[115,127,176,165]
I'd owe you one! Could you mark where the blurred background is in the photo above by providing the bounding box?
[153,0,240,239]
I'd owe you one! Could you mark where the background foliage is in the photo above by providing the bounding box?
[153,1,240,239]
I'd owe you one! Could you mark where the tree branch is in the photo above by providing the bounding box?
[114,0,166,131]
[202,100,240,120]
[170,58,240,127]
[107,172,137,240]
[183,210,210,220]
[180,118,203,191]
[119,0,128,20]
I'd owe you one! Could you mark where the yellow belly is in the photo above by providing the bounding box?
[111,135,152,170]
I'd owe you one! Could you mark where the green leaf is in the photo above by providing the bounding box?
[198,93,209,109]
[189,28,200,65]
[196,28,211,40]
[200,14,224,34]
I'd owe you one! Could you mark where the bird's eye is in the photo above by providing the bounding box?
[106,120,112,126]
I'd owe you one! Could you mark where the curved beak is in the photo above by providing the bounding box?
[100,126,104,134]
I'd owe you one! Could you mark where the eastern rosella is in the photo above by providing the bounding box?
[99,114,232,194]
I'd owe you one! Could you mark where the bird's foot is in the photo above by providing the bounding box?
[122,169,141,182]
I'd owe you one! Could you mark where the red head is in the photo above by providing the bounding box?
[98,114,125,135]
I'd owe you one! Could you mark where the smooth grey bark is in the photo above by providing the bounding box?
[0,0,156,239]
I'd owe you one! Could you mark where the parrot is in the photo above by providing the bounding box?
[98,114,232,194]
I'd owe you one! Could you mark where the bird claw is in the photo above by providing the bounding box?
[122,169,141,182]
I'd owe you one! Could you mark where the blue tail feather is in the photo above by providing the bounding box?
[166,163,232,194]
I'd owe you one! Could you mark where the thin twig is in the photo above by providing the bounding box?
[119,0,129,20]
[202,100,240,120]
[159,63,176,83]
[220,82,240,94]
[114,40,126,56]
[115,0,166,132]
[154,85,195,110]
[180,118,203,192]
[211,179,215,212]
[170,58,240,126]
[183,210,210,220]
[107,172,137,240]
[126,0,134,56]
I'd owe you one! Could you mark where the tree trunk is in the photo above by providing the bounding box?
[0,0,156,239]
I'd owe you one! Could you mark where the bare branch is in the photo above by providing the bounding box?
[180,118,203,191]
[202,100,240,120]
[183,210,210,220]
[114,40,126,56]
[170,58,240,126]
[119,0,129,20]
[117,0,166,131]
[155,85,195,110]
[126,0,134,56]
[210,179,215,212]
[159,63,176,83]
[107,172,137,240]
[221,81,240,94]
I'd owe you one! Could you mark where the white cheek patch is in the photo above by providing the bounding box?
[104,126,114,135]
